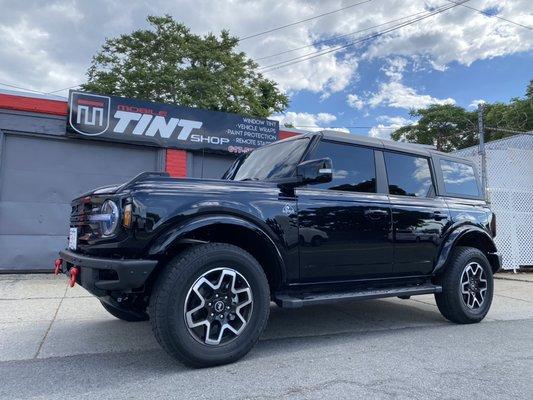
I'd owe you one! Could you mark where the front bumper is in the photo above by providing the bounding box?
[58,249,158,296]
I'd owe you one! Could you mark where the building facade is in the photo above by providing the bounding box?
[0,89,300,271]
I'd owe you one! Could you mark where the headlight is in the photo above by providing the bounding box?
[101,200,119,236]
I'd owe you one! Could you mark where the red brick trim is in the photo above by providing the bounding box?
[0,93,67,116]
[166,149,187,177]
[278,130,299,140]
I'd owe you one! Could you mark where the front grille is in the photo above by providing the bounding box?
[70,196,106,243]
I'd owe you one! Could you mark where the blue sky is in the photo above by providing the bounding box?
[285,50,532,137]
[0,0,531,139]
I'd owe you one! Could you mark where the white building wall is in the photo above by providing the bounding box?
[453,134,533,270]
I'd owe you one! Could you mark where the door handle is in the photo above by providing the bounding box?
[365,209,389,220]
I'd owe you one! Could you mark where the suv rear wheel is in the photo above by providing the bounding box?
[149,243,270,367]
[435,246,494,324]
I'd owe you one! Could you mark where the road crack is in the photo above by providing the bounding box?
[33,284,69,358]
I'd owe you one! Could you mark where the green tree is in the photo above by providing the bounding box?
[391,104,478,152]
[392,79,532,151]
[81,15,289,118]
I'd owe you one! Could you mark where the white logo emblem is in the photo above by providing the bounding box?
[69,92,111,136]
[282,204,295,215]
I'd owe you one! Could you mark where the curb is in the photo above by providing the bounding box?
[494,275,533,283]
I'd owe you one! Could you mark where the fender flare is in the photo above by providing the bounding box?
[148,214,287,283]
[433,224,497,275]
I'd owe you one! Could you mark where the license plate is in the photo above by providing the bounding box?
[69,228,77,250]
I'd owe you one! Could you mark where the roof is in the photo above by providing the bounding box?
[0,88,67,116]
[319,130,453,158]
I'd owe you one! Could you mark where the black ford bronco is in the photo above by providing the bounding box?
[57,131,500,367]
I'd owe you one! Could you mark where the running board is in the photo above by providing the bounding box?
[274,284,442,308]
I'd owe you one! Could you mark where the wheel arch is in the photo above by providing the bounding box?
[148,215,287,291]
[434,225,499,275]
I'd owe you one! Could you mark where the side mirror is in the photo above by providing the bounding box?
[297,158,333,185]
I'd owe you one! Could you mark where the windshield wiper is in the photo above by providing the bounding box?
[239,178,260,181]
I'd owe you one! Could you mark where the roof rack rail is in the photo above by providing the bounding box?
[115,171,170,192]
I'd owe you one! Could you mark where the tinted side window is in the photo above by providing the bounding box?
[384,152,433,197]
[440,159,479,197]
[310,141,376,193]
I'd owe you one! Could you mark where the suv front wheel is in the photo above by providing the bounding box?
[435,246,494,324]
[149,243,270,367]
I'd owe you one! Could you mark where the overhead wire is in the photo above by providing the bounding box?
[238,0,373,41]
[446,0,532,30]
[258,1,467,72]
[255,7,439,61]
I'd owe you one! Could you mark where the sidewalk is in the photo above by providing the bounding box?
[1,272,532,363]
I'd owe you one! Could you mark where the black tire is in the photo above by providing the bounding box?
[149,243,270,368]
[435,246,494,324]
[100,300,149,322]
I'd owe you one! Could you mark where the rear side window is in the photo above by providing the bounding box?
[440,159,479,197]
[310,140,376,193]
[384,152,433,197]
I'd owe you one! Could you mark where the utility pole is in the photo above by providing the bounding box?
[477,103,487,201]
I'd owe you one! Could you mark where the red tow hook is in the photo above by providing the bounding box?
[69,266,79,287]
[54,258,62,275]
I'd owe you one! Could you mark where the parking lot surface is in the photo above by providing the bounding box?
[0,273,531,399]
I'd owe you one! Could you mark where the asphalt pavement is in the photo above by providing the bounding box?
[0,273,531,399]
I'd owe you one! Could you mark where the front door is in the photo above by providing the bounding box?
[297,140,393,282]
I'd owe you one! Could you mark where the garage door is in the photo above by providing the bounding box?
[0,134,160,271]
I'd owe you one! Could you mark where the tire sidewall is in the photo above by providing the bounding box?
[452,250,494,320]
[161,246,269,365]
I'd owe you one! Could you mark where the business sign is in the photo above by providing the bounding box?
[67,91,279,154]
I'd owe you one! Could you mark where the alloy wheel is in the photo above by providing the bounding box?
[460,262,488,309]
[184,267,253,345]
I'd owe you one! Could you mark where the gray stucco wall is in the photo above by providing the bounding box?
[0,127,161,271]
[189,151,236,179]
[0,109,237,272]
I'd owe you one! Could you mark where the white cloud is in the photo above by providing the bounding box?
[0,0,531,100]
[346,93,364,110]
[362,0,533,67]
[316,112,336,123]
[272,111,333,130]
[369,115,415,139]
[468,99,487,109]
[366,57,455,110]
[368,81,456,110]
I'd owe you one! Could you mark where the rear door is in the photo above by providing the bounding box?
[383,151,450,275]
[297,140,393,282]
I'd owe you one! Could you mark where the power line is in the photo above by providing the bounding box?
[446,0,532,30]
[258,1,465,72]
[238,0,373,41]
[46,84,82,94]
[0,82,45,94]
[43,2,373,94]
[255,7,436,61]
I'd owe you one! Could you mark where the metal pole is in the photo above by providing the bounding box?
[477,103,487,201]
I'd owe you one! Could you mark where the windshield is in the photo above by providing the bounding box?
[225,138,309,181]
